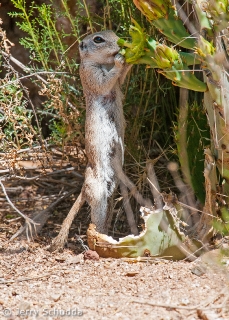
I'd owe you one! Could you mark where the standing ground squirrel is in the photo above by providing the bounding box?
[79,31,131,233]
[50,30,132,250]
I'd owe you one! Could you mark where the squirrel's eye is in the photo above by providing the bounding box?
[93,36,105,44]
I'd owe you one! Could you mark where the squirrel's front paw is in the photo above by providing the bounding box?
[114,53,125,68]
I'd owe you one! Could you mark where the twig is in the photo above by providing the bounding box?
[6,217,22,223]
[146,177,160,194]
[4,186,23,194]
[175,0,198,35]
[120,181,138,235]
[0,274,53,285]
[130,299,225,311]
[0,180,39,240]
[146,161,163,209]
[0,144,51,155]
[0,167,83,181]
[10,187,79,241]
[0,51,48,85]
[41,177,79,187]
[0,71,70,89]
[183,243,207,261]
[177,201,215,218]
[0,51,78,111]
[197,288,229,310]
[114,158,152,207]
[37,110,61,119]
[167,162,199,225]
[22,83,43,143]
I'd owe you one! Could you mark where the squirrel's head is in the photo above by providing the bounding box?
[79,31,120,64]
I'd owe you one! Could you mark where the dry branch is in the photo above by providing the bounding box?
[167,162,199,225]
[0,274,53,285]
[146,161,163,209]
[120,182,138,235]
[0,180,39,240]
[130,299,226,311]
[10,187,80,241]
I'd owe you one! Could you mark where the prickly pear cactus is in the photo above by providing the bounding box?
[87,205,200,260]
[118,0,229,239]
[117,20,207,92]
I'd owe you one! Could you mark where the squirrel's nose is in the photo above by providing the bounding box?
[79,41,85,50]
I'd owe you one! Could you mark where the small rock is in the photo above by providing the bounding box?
[67,254,84,264]
[84,250,99,261]
[191,265,206,276]
[50,293,61,302]
[181,298,189,305]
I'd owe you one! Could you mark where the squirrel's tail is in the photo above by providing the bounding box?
[49,191,85,252]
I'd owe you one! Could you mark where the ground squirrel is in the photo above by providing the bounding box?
[50,31,132,250]
[79,30,131,233]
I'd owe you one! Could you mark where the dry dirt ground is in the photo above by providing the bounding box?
[0,239,229,320]
[0,181,229,320]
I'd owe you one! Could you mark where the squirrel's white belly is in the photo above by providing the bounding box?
[84,99,123,230]
[85,98,123,167]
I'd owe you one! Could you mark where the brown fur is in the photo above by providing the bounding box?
[79,31,131,233]
[50,31,131,251]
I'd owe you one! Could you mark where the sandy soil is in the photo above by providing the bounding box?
[0,240,229,320]
[0,179,229,320]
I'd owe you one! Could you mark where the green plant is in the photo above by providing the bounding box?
[213,207,229,236]
[1,0,87,151]
[9,0,80,69]
[1,0,189,244]
[0,19,37,158]
[174,101,210,204]
[0,80,36,150]
[4,0,179,173]
[118,0,229,240]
